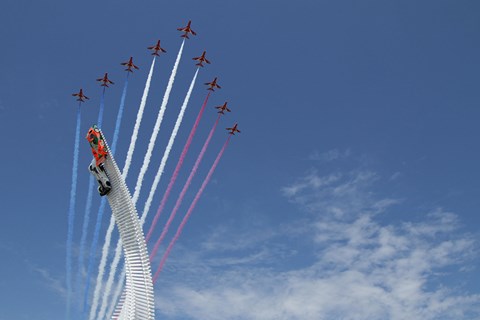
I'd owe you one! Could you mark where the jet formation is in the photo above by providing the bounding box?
[73,19,241,167]
[72,21,240,135]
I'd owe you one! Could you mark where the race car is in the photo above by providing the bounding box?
[86,125,108,166]
[89,159,112,196]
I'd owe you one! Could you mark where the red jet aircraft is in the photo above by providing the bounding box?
[148,40,167,56]
[121,57,139,72]
[205,77,221,91]
[96,73,114,87]
[72,89,89,102]
[215,102,231,114]
[193,51,210,67]
[226,123,241,135]
[177,20,197,39]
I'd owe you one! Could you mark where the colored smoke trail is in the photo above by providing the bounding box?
[98,67,199,320]
[150,115,221,261]
[146,91,211,241]
[85,74,130,318]
[153,136,231,282]
[76,87,106,294]
[66,103,81,319]
[122,57,156,179]
[98,87,106,127]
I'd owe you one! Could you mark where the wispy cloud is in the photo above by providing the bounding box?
[308,148,352,162]
[154,166,480,320]
[31,266,67,298]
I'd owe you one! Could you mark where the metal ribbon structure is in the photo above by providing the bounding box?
[101,129,155,320]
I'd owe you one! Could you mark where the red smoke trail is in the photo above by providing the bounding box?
[145,92,211,242]
[149,114,221,261]
[153,136,231,283]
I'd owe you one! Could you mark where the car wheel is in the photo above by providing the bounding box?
[98,186,106,196]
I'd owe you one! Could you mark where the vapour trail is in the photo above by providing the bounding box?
[131,39,185,205]
[94,41,184,320]
[153,136,231,282]
[145,91,211,241]
[102,68,199,319]
[106,274,124,319]
[76,87,106,294]
[84,73,130,317]
[141,68,201,227]
[97,67,198,320]
[150,114,220,261]
[66,102,82,320]
[122,56,156,179]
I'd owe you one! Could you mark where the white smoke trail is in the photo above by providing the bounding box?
[122,57,156,179]
[102,68,200,319]
[87,203,115,320]
[141,68,199,226]
[66,103,81,320]
[88,56,158,320]
[132,39,185,205]
[94,40,185,320]
[96,238,123,319]
[106,271,125,319]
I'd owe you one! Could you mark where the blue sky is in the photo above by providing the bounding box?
[0,0,479,319]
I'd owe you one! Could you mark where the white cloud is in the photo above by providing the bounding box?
[154,169,480,320]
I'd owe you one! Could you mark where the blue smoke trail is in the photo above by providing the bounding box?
[75,87,106,296]
[82,74,129,314]
[97,87,106,128]
[66,102,81,320]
